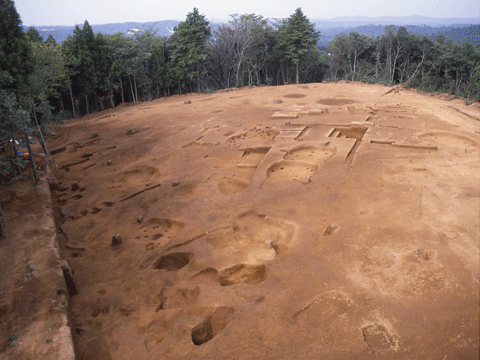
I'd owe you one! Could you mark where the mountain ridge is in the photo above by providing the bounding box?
[24,16,479,45]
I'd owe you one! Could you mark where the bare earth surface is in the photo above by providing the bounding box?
[9,82,480,359]
[0,172,75,359]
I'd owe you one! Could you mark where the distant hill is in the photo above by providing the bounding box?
[23,20,180,43]
[312,15,479,28]
[24,15,479,46]
[316,24,480,49]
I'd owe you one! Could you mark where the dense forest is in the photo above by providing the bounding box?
[1,0,480,148]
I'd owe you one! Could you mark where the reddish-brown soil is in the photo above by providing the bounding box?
[8,82,480,359]
[0,165,75,359]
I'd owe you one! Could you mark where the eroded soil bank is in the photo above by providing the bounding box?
[0,175,75,360]
[46,82,479,359]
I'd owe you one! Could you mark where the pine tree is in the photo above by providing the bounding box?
[45,34,56,45]
[275,8,320,84]
[0,0,35,105]
[25,26,43,43]
[169,8,211,93]
[29,37,66,125]
[62,20,105,114]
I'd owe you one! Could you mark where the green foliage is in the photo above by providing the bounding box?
[275,8,320,64]
[328,31,372,81]
[325,24,480,102]
[28,39,66,124]
[45,34,56,45]
[0,0,35,106]
[25,26,43,43]
[9,7,477,118]
[31,41,66,90]
[131,25,167,100]
[301,47,329,83]
[0,72,29,138]
[7,333,19,347]
[169,8,211,92]
[61,20,107,114]
[227,13,271,88]
[274,8,320,84]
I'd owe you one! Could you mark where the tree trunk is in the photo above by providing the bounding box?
[133,72,138,105]
[405,54,426,86]
[128,75,136,105]
[197,63,201,93]
[353,50,357,82]
[27,103,50,158]
[235,58,242,88]
[67,76,76,119]
[390,45,401,85]
[23,130,40,185]
[110,90,115,109]
[295,62,300,84]
[0,208,5,238]
[35,129,51,157]
[85,95,89,115]
[120,78,125,106]
[11,135,22,175]
[31,100,39,127]
[0,139,16,177]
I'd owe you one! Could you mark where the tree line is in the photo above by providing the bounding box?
[2,0,480,137]
[328,26,480,99]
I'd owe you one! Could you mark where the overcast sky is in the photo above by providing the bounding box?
[15,0,480,26]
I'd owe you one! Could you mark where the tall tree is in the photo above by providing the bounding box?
[208,24,237,88]
[62,20,101,114]
[29,40,66,125]
[378,26,410,85]
[25,26,43,43]
[328,33,351,80]
[148,35,168,98]
[275,8,320,84]
[229,13,269,87]
[61,44,80,118]
[0,0,35,106]
[131,25,164,101]
[169,8,211,93]
[114,36,140,104]
[104,33,128,107]
[328,32,372,81]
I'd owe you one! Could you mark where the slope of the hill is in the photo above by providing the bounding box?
[46,82,479,360]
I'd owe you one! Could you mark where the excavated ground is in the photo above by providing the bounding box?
[42,82,480,359]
